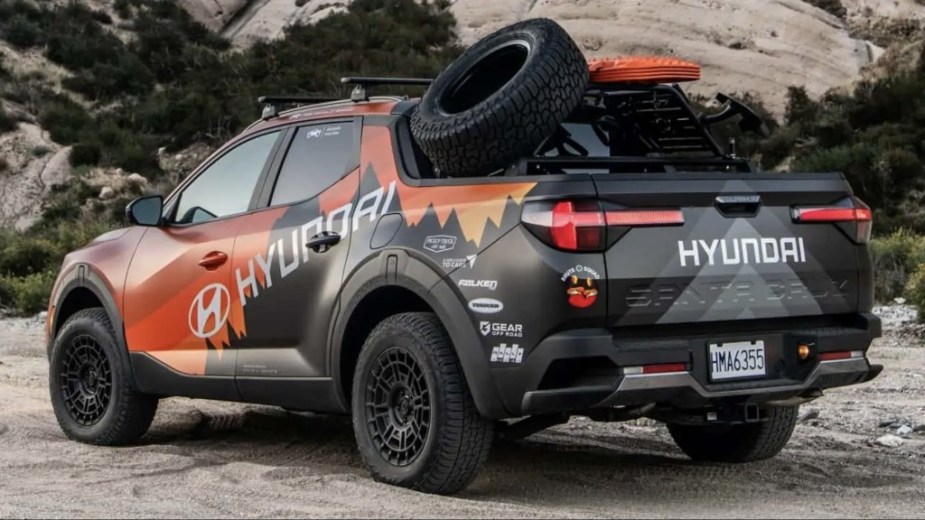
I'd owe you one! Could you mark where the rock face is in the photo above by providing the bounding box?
[179,0,349,47]
[450,0,885,114]
[176,0,925,115]
[0,118,69,230]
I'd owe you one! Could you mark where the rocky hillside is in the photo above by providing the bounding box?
[0,0,924,231]
[179,0,925,113]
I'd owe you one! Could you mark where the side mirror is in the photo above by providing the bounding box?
[126,195,164,227]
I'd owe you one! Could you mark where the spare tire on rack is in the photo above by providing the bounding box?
[411,18,589,177]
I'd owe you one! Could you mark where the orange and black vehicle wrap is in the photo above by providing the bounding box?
[47,93,883,421]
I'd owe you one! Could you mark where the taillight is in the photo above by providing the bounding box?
[550,201,605,251]
[792,197,872,244]
[523,200,684,251]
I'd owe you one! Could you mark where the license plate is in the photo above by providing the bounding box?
[708,340,766,381]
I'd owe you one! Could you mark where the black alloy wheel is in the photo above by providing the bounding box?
[59,334,113,426]
[365,347,432,466]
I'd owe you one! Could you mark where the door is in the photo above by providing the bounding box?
[123,130,283,383]
[231,120,361,397]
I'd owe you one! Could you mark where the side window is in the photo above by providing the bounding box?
[173,131,280,224]
[270,122,356,206]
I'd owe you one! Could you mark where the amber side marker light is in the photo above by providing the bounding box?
[798,344,811,361]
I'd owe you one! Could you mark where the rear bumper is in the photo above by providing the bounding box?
[494,314,882,416]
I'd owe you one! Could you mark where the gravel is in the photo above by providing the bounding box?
[1,306,923,518]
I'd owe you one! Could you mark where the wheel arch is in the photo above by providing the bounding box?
[49,264,138,391]
[330,250,508,419]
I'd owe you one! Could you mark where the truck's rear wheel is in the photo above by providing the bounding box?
[667,406,798,463]
[49,308,158,445]
[351,312,493,494]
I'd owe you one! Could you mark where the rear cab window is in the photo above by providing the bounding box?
[269,120,359,206]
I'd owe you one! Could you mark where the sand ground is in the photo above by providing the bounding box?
[0,308,923,518]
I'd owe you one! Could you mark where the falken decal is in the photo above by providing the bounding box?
[459,279,498,290]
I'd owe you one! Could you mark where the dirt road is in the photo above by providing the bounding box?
[1,308,923,518]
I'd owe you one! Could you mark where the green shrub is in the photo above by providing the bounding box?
[38,97,92,145]
[69,141,102,167]
[869,230,925,302]
[0,105,16,134]
[30,145,51,157]
[0,220,118,314]
[3,14,41,48]
[0,270,56,315]
[906,263,925,322]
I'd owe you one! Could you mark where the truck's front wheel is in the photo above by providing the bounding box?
[351,312,493,494]
[667,406,798,463]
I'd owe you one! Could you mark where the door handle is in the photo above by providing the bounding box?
[305,232,341,253]
[198,251,228,270]
[715,195,761,217]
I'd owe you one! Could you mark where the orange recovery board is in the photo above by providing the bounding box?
[588,56,701,84]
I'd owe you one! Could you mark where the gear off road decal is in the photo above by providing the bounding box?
[562,264,600,309]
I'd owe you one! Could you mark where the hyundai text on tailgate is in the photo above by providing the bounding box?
[45,19,881,494]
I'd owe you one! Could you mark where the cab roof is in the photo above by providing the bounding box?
[241,76,433,137]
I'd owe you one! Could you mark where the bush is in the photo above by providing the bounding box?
[3,14,41,48]
[69,141,102,167]
[0,220,117,314]
[869,230,925,302]
[30,145,51,157]
[906,263,925,322]
[0,270,56,315]
[0,105,17,134]
[38,97,92,145]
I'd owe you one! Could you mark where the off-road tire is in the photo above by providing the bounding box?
[411,18,588,177]
[667,406,799,463]
[49,308,158,445]
[352,312,493,494]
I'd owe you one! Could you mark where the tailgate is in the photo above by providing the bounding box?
[594,172,866,327]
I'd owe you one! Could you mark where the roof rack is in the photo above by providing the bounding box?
[341,76,433,102]
[258,95,340,120]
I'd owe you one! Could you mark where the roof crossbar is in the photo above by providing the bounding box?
[341,76,433,102]
[258,95,340,120]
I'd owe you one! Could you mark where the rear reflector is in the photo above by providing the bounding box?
[818,350,864,362]
[605,209,685,227]
[623,363,688,375]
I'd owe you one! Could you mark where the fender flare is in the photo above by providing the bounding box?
[49,264,138,391]
[330,249,509,419]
